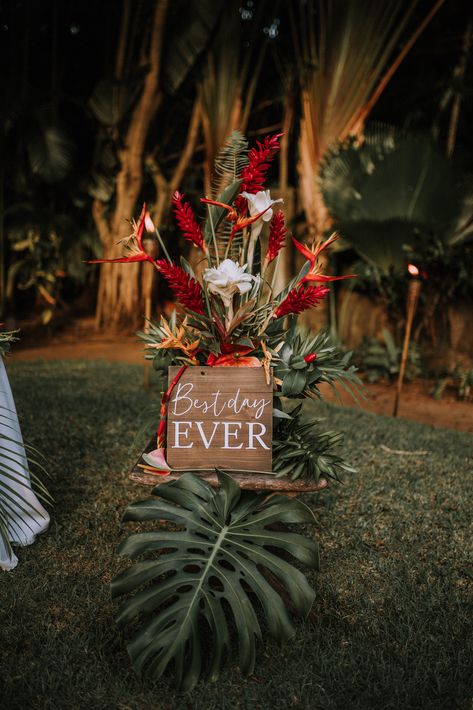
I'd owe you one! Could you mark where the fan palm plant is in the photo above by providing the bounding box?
[198,0,270,194]
[319,125,471,274]
[290,0,445,236]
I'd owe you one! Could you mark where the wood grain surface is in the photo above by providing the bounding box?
[130,437,329,494]
[130,467,329,493]
[166,366,273,472]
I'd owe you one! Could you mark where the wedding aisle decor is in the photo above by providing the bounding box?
[91,131,361,690]
[0,329,51,571]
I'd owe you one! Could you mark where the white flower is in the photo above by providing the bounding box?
[241,189,283,239]
[203,259,255,305]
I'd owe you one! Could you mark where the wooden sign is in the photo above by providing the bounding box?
[166,366,273,472]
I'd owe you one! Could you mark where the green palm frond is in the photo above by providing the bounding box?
[320,128,461,225]
[162,0,222,95]
[25,107,74,184]
[275,325,363,400]
[319,126,466,273]
[0,406,51,563]
[214,130,249,184]
[199,1,268,188]
[112,471,318,691]
[273,404,356,482]
[88,77,142,126]
[293,0,444,231]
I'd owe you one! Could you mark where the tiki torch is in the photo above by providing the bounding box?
[393,263,422,417]
[142,212,159,389]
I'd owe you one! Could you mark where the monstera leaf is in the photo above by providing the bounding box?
[111,471,318,691]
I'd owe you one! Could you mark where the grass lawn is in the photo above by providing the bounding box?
[1,361,472,710]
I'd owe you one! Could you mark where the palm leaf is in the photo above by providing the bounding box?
[293,0,444,232]
[214,130,249,184]
[162,0,223,95]
[0,407,51,567]
[112,470,318,691]
[26,107,74,183]
[88,77,143,126]
[199,1,268,186]
[273,404,355,482]
[0,353,51,568]
[319,126,467,272]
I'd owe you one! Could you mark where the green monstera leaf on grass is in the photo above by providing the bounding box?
[111,471,319,691]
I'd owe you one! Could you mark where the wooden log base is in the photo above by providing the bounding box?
[130,439,328,494]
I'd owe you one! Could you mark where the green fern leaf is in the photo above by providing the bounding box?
[214,130,249,181]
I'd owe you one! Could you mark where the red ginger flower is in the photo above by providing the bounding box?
[274,285,329,319]
[172,191,205,252]
[240,133,283,194]
[156,260,205,314]
[235,133,283,213]
[265,210,287,265]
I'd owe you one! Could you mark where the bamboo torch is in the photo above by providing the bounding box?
[142,212,159,389]
[393,263,422,417]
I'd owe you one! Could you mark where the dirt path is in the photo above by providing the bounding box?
[10,319,473,435]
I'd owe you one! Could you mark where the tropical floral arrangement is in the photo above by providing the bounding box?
[92,131,360,482]
[92,131,362,690]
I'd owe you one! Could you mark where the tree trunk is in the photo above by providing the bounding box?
[93,0,169,330]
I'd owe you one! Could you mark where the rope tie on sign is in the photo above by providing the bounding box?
[156,364,188,449]
[141,364,188,475]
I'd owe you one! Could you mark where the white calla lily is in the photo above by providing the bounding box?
[241,190,283,272]
[203,259,256,324]
[241,190,283,240]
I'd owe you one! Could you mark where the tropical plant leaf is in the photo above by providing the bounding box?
[88,77,142,126]
[198,1,268,182]
[0,401,51,566]
[275,327,363,401]
[112,470,318,691]
[214,130,249,182]
[273,404,356,482]
[319,126,467,272]
[163,0,222,95]
[26,108,74,183]
[293,0,444,230]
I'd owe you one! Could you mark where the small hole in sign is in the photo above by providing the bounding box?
[201,371,205,376]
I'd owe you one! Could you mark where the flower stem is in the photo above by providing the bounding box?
[154,226,172,262]
[206,205,219,266]
[270,249,282,295]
